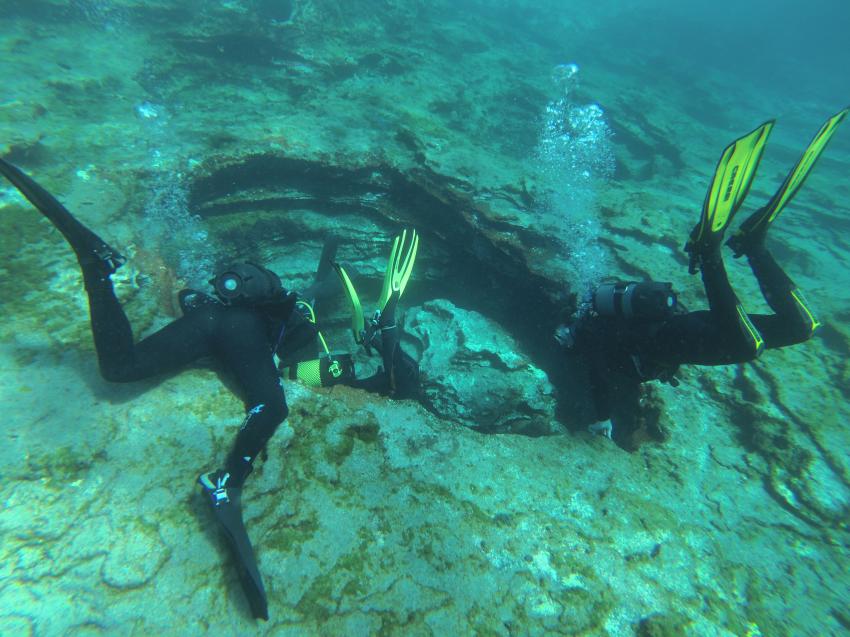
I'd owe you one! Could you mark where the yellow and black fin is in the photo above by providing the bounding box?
[0,158,126,273]
[332,229,418,351]
[332,262,366,344]
[378,229,419,313]
[727,107,849,257]
[686,121,774,273]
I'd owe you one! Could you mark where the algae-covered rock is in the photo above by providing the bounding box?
[101,516,171,589]
[636,612,692,637]
[404,299,560,435]
[2,1,850,636]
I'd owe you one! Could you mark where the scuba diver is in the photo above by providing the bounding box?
[555,107,848,450]
[0,157,420,620]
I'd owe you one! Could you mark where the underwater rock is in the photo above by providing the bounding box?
[2,2,850,635]
[101,517,171,589]
[635,612,692,636]
[404,299,560,435]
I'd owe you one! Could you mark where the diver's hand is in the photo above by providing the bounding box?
[587,420,613,439]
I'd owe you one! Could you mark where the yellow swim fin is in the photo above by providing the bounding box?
[686,120,774,273]
[332,262,366,344]
[332,229,418,352]
[727,107,849,257]
[378,229,419,313]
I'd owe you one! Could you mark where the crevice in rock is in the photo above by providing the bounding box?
[187,153,581,425]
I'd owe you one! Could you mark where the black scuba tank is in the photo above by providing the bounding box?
[592,281,677,321]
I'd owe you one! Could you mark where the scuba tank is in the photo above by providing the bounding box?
[592,281,677,321]
[278,299,355,388]
[554,280,679,353]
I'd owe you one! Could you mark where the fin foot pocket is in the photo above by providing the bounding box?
[76,228,126,275]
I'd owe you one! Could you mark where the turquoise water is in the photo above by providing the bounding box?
[1,1,848,635]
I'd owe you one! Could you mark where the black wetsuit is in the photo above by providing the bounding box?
[567,245,816,446]
[85,264,290,487]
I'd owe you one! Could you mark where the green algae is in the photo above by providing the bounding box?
[266,513,319,554]
[0,208,74,340]
[24,446,105,488]
[635,612,692,637]
[540,554,615,634]
[730,400,847,527]
[294,539,373,622]
[322,416,382,467]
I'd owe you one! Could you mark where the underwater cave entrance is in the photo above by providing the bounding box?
[187,153,579,422]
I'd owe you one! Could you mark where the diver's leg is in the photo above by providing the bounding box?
[587,361,613,424]
[83,274,139,380]
[0,159,212,380]
[198,309,280,622]
[377,308,422,398]
[345,345,420,398]
[583,356,619,441]
[650,311,739,365]
[0,159,124,274]
[744,245,819,348]
[389,346,420,399]
[89,281,219,382]
[211,307,288,488]
[698,249,764,360]
[699,250,741,328]
[582,361,639,448]
[376,300,399,388]
[342,299,420,398]
[645,251,764,366]
[48,208,215,382]
[343,371,388,394]
[608,374,641,451]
